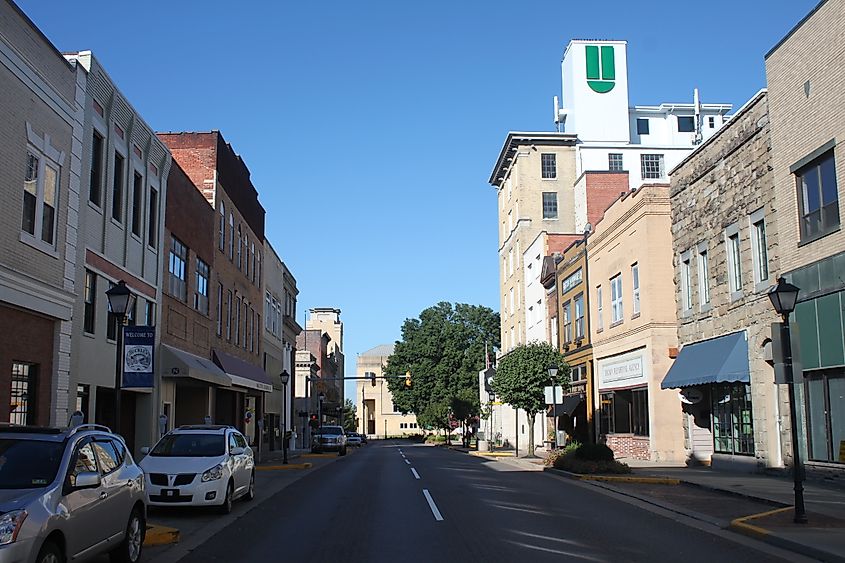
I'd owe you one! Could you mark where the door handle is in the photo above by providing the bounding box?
[99,492,108,500]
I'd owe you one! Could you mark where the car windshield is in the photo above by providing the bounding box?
[0,438,65,489]
[150,434,225,457]
[319,427,343,436]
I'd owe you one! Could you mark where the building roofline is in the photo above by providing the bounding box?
[668,89,768,177]
[8,0,74,70]
[632,103,732,113]
[765,0,828,59]
[488,131,578,187]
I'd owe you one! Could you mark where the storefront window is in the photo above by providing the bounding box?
[599,387,649,437]
[805,370,845,463]
[711,383,754,455]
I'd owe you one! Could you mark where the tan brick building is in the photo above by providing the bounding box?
[357,344,419,438]
[664,91,786,469]
[766,0,845,473]
[588,185,684,461]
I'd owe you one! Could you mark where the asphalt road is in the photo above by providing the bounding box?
[171,442,797,563]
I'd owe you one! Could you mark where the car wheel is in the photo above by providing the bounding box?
[339,447,347,456]
[245,472,255,501]
[36,541,63,563]
[109,509,144,563]
[218,481,234,514]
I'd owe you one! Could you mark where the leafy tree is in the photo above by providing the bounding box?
[492,342,569,456]
[340,399,357,433]
[385,302,499,427]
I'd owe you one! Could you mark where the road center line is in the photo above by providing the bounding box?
[405,459,411,465]
[411,468,420,480]
[423,489,444,521]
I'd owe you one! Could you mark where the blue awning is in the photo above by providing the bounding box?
[661,331,750,389]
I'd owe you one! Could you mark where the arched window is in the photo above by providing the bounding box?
[228,213,234,260]
[219,201,225,251]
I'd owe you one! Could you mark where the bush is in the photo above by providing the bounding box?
[425,434,447,444]
[552,450,631,474]
[543,441,581,467]
[574,443,614,462]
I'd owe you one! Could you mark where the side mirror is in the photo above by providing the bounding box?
[140,447,150,455]
[230,446,245,456]
[74,471,101,489]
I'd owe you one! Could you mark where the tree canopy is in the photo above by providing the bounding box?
[385,302,499,430]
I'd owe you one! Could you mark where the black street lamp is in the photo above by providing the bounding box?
[548,365,559,448]
[105,281,135,437]
[768,276,807,524]
[318,392,325,434]
[280,370,290,464]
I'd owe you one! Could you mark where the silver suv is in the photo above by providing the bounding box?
[311,426,347,456]
[0,424,146,563]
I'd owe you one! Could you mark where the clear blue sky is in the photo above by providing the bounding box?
[18,0,817,397]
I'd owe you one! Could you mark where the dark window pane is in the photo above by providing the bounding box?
[820,154,838,206]
[636,118,649,135]
[148,189,158,249]
[90,132,103,205]
[132,173,143,236]
[92,441,120,474]
[802,166,821,213]
[678,116,695,132]
[112,153,124,222]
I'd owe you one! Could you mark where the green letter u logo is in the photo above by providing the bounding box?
[586,45,615,94]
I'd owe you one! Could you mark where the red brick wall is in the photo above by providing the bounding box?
[546,234,582,256]
[606,433,651,461]
[0,304,54,426]
[585,172,630,228]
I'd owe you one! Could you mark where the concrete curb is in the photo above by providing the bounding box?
[543,467,679,485]
[729,507,845,563]
[301,453,341,458]
[256,462,312,471]
[144,523,180,547]
[469,451,516,458]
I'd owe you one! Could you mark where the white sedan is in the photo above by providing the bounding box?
[139,425,254,513]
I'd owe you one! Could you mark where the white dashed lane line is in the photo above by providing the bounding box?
[411,468,420,480]
[423,489,444,521]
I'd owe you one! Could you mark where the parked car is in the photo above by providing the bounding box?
[139,425,254,513]
[311,426,347,455]
[0,423,146,563]
[346,433,362,447]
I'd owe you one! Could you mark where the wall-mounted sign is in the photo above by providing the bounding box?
[586,45,615,94]
[598,351,646,390]
[679,387,704,405]
[562,268,583,294]
[123,326,155,388]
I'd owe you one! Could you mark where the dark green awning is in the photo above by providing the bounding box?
[661,331,750,389]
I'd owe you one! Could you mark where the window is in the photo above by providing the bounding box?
[10,362,37,425]
[144,299,155,326]
[22,151,59,246]
[84,270,96,334]
[90,131,104,206]
[92,441,120,475]
[131,172,143,236]
[245,235,250,278]
[805,373,845,463]
[243,301,249,350]
[147,188,158,249]
[796,149,839,241]
[112,152,124,222]
[631,263,640,315]
[542,192,558,219]
[508,250,513,277]
[570,365,586,382]
[168,237,188,301]
[677,116,695,133]
[194,259,210,314]
[610,275,623,323]
[69,442,97,487]
[228,213,234,260]
[562,301,572,343]
[708,116,715,128]
[541,153,556,179]
[219,202,225,251]
[217,283,223,336]
[712,383,754,455]
[265,292,272,330]
[251,242,257,284]
[750,210,769,288]
[680,253,692,312]
[641,154,664,179]
[574,293,584,339]
[697,247,710,307]
[235,296,242,346]
[596,285,603,331]
[599,387,649,436]
[249,308,255,352]
[256,252,261,286]
[636,118,649,135]
[725,226,742,296]
[237,225,242,270]
[107,282,118,341]
[608,153,623,171]
[226,290,233,341]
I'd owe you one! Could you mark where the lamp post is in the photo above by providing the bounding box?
[484,370,495,451]
[548,365,559,448]
[768,276,806,524]
[318,392,325,435]
[105,281,135,436]
[280,371,290,464]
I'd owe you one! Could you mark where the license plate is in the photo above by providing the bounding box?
[163,489,178,497]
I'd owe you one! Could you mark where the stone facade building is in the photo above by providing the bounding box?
[663,91,786,470]
[357,344,419,438]
[766,0,845,474]
[589,185,684,462]
[0,0,84,427]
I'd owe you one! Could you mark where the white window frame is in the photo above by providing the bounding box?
[749,208,769,292]
[610,275,623,324]
[541,153,557,179]
[542,192,558,219]
[640,153,665,179]
[697,243,711,310]
[725,223,743,300]
[631,263,640,316]
[21,126,64,253]
[596,285,604,331]
[679,251,692,313]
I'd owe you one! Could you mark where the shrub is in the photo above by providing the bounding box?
[574,443,614,462]
[552,450,631,474]
[543,441,581,467]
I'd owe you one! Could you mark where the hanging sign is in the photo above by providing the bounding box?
[123,326,155,388]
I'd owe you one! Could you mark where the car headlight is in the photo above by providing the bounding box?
[201,463,224,482]
[0,510,27,546]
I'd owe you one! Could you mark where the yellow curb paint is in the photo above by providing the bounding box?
[256,463,312,471]
[580,475,681,485]
[730,506,793,538]
[469,451,515,458]
[144,524,180,547]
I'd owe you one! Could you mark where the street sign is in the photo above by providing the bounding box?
[544,386,566,404]
[771,322,803,385]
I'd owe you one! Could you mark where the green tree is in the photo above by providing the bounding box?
[492,342,569,456]
[340,399,357,433]
[385,302,499,426]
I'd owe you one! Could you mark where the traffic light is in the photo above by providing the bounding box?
[371,372,377,387]
[309,414,319,429]
[405,371,412,388]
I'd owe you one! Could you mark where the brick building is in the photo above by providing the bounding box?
[766,0,845,474]
[159,131,272,446]
[0,1,84,427]
[663,91,785,469]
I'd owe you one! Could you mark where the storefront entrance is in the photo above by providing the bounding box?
[805,369,845,463]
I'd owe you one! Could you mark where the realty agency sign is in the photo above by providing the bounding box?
[123,326,155,388]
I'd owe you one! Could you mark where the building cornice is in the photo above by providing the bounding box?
[489,131,577,187]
